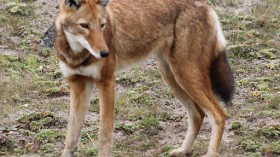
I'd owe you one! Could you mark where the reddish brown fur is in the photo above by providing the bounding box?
[55,0,234,157]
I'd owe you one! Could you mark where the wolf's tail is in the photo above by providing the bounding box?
[210,51,235,105]
[208,8,235,105]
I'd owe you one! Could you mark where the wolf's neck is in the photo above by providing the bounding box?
[55,28,91,68]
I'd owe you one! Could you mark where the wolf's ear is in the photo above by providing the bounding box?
[97,0,111,7]
[65,0,82,9]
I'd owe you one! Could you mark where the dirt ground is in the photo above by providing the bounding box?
[0,0,279,157]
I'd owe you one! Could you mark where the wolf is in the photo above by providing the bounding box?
[55,0,234,156]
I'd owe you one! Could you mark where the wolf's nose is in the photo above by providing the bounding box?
[100,51,109,58]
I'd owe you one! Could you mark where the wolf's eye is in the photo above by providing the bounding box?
[80,23,89,29]
[101,22,106,29]
[100,18,107,30]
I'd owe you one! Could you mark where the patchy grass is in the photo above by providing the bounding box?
[237,125,280,155]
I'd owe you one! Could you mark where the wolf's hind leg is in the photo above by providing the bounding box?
[169,103,205,157]
[168,59,226,157]
[157,56,205,156]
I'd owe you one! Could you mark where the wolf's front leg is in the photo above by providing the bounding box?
[61,76,94,157]
[96,77,115,157]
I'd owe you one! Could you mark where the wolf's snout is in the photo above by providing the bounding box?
[100,51,109,58]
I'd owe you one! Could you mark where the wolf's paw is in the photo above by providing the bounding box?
[169,147,191,157]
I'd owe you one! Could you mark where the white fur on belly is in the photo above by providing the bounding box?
[59,61,101,79]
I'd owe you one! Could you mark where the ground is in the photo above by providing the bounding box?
[0,0,279,157]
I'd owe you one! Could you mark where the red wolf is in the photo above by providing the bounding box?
[55,0,234,156]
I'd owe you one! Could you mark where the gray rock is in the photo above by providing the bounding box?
[40,23,55,48]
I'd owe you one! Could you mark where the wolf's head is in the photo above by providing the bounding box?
[56,0,111,59]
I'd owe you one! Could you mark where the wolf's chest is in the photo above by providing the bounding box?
[59,61,101,79]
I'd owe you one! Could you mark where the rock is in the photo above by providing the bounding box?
[40,23,55,48]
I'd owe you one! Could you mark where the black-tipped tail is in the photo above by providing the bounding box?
[210,51,234,105]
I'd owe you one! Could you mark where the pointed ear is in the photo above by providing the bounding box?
[98,0,111,7]
[65,0,82,9]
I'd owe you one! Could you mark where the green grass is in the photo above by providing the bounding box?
[0,54,64,104]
